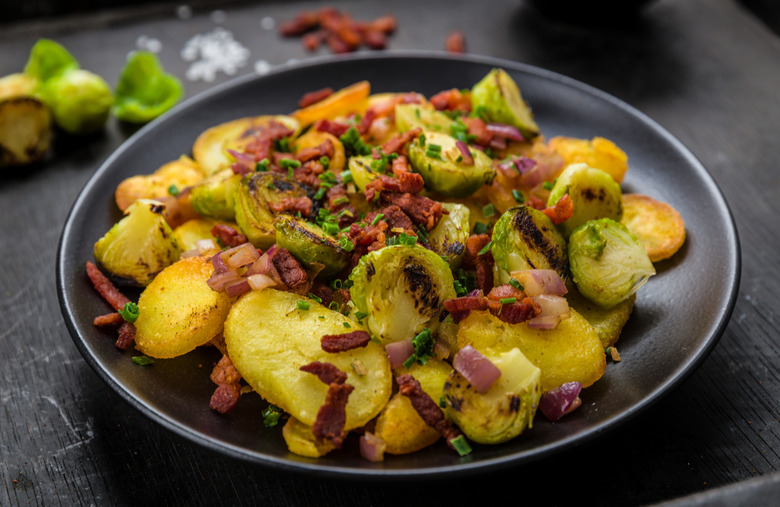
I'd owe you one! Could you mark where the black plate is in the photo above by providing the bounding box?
[56,52,740,479]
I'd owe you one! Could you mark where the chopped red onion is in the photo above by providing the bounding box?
[386,339,414,369]
[453,345,502,394]
[195,238,217,254]
[488,136,507,150]
[359,432,386,462]
[180,248,200,259]
[225,278,251,298]
[228,149,255,176]
[513,156,537,175]
[454,140,474,165]
[221,243,259,270]
[527,294,570,329]
[539,382,582,421]
[486,123,524,142]
[207,269,242,292]
[246,273,276,291]
[527,314,563,330]
[244,253,272,276]
[211,252,229,274]
[512,269,568,297]
[433,339,450,360]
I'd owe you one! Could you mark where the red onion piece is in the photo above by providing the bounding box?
[453,345,502,394]
[539,382,582,421]
[454,140,474,165]
[195,238,217,254]
[221,242,260,270]
[513,156,537,175]
[180,248,200,259]
[527,314,563,330]
[207,270,242,292]
[246,273,276,291]
[511,269,568,297]
[488,136,507,151]
[486,123,524,142]
[386,339,414,368]
[244,253,272,276]
[225,278,251,298]
[211,253,229,275]
[532,294,570,317]
[359,432,386,462]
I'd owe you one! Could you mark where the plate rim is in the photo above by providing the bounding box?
[56,50,741,480]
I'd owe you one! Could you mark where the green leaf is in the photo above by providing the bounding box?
[113,51,184,123]
[24,39,79,83]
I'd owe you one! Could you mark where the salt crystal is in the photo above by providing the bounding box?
[260,16,275,30]
[136,35,162,53]
[254,60,272,75]
[180,27,250,82]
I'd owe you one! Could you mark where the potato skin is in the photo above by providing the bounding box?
[134,256,231,358]
[224,288,392,431]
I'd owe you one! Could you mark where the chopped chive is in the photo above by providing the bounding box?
[427,143,441,152]
[329,301,340,311]
[419,133,426,147]
[330,279,343,289]
[543,181,555,191]
[333,196,350,206]
[371,213,384,226]
[449,435,472,456]
[509,278,523,290]
[297,300,310,311]
[263,404,284,427]
[314,187,327,200]
[167,184,180,196]
[340,170,352,184]
[119,302,139,323]
[308,293,323,304]
[319,155,330,169]
[499,297,517,305]
[132,356,154,366]
[256,159,270,172]
[512,189,525,203]
[343,322,351,328]
[478,240,493,256]
[473,222,489,235]
[482,203,496,217]
[338,235,355,252]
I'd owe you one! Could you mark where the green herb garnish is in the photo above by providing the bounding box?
[119,301,139,323]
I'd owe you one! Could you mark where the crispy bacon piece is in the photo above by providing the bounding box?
[363,29,387,50]
[312,382,354,447]
[487,284,524,301]
[443,296,488,323]
[376,205,416,236]
[115,321,136,350]
[348,216,387,246]
[271,247,310,295]
[292,160,326,189]
[357,108,377,135]
[381,127,422,156]
[298,87,334,108]
[381,192,443,231]
[243,121,295,162]
[445,31,466,54]
[391,155,425,194]
[396,374,463,449]
[314,119,350,138]
[281,8,397,54]
[301,361,348,385]
[321,330,371,353]
[269,196,313,217]
[543,193,574,225]
[463,234,494,294]
[526,194,547,210]
[93,312,124,327]
[462,117,493,146]
[210,355,242,414]
[492,300,535,324]
[86,261,130,311]
[211,223,248,248]
[296,139,335,163]
[279,10,319,36]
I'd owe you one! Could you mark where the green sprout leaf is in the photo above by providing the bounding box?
[24,39,78,83]
[113,51,184,123]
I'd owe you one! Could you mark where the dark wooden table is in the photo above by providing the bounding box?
[2,0,779,505]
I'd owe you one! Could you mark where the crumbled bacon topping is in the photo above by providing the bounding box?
[321,330,371,352]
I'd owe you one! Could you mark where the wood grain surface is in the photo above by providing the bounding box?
[1,0,778,505]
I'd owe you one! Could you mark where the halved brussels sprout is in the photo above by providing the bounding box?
[192,115,300,175]
[346,154,381,192]
[234,171,308,249]
[189,168,241,220]
[491,205,569,284]
[470,68,540,139]
[443,347,541,445]
[93,199,181,286]
[407,131,494,198]
[547,163,623,238]
[394,103,455,133]
[349,244,456,344]
[568,218,655,309]
[273,215,349,277]
[427,202,470,269]
[113,50,183,124]
[0,96,51,166]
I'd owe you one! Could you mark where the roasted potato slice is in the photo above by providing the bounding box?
[292,81,370,127]
[134,255,232,358]
[548,136,629,183]
[192,115,300,175]
[457,309,606,391]
[282,417,337,458]
[620,193,686,262]
[0,96,51,167]
[567,286,635,348]
[115,155,204,212]
[172,217,236,252]
[224,288,392,431]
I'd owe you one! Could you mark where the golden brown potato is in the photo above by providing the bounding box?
[115,155,204,212]
[548,136,629,183]
[567,286,635,348]
[293,130,346,172]
[172,217,237,252]
[192,115,300,175]
[0,96,51,166]
[620,193,686,262]
[134,256,231,358]
[457,309,606,391]
[292,81,370,127]
[224,288,392,431]
[282,417,337,458]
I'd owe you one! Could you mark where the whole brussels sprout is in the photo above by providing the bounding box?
[470,68,540,139]
[427,202,470,269]
[568,218,655,309]
[349,244,456,344]
[189,169,241,220]
[234,171,309,249]
[407,131,494,198]
[394,103,455,133]
[273,215,349,277]
[491,205,569,284]
[444,347,541,444]
[547,163,623,238]
[93,199,181,286]
[42,69,114,135]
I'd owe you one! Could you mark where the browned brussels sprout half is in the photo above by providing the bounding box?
[273,215,349,277]
[470,68,540,139]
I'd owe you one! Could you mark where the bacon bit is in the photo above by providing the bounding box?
[486,283,524,301]
[280,7,397,54]
[381,127,422,156]
[357,108,377,135]
[542,193,574,225]
[279,10,319,36]
[297,139,335,163]
[115,321,136,350]
[298,88,334,109]
[391,155,425,194]
[271,247,310,295]
[86,261,130,311]
[381,192,443,231]
[445,31,466,54]
[348,216,388,246]
[321,330,371,353]
[268,196,313,217]
[396,374,464,450]
[429,88,471,112]
[443,296,488,323]
[211,224,248,248]
[363,29,387,50]
[93,312,125,327]
[462,116,493,146]
[526,194,547,210]
[376,205,416,236]
[300,360,348,385]
[463,234,494,294]
[210,355,242,414]
[312,382,354,448]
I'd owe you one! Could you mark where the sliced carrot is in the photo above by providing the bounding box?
[292,80,370,126]
[620,193,686,262]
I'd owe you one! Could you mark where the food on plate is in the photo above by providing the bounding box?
[86,68,686,460]
[620,193,686,262]
[547,135,629,183]
[113,51,184,124]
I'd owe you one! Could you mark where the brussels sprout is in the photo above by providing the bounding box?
[443,347,541,444]
[234,171,308,249]
[41,69,114,135]
[394,103,455,133]
[547,163,623,238]
[349,244,456,344]
[189,169,241,220]
[427,202,470,268]
[0,73,38,98]
[93,199,181,286]
[470,68,540,139]
[491,205,569,284]
[23,39,78,83]
[568,218,655,309]
[0,95,51,166]
[346,154,380,192]
[407,131,494,198]
[273,215,349,277]
[113,51,184,124]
